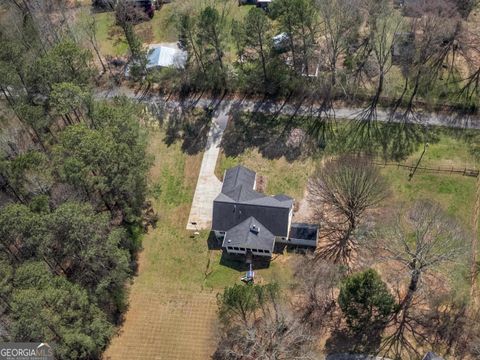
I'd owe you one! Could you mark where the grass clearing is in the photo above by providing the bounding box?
[379,131,478,225]
[104,128,216,360]
[408,132,478,169]
[105,123,296,359]
[94,12,128,57]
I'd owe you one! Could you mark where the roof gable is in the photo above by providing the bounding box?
[222,165,256,193]
[223,184,265,202]
[222,217,275,251]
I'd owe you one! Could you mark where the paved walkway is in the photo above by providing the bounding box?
[186,106,230,230]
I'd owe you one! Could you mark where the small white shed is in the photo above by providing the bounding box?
[147,44,187,70]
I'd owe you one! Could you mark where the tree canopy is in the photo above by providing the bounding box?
[339,268,397,334]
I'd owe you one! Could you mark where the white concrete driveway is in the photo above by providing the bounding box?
[186,106,230,230]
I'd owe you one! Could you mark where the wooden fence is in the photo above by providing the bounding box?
[372,161,479,177]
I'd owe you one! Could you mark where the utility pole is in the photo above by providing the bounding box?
[408,142,429,181]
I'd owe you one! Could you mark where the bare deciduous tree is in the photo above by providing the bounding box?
[390,4,463,124]
[348,6,403,153]
[355,8,402,123]
[317,0,362,87]
[308,155,389,264]
[214,283,315,360]
[377,200,467,359]
[214,312,314,360]
[293,253,343,326]
[78,10,107,74]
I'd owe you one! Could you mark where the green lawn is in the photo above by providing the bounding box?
[136,126,296,294]
[408,133,478,169]
[204,252,294,288]
[93,0,251,57]
[380,131,478,224]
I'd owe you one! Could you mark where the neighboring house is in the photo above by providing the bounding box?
[147,44,187,70]
[212,165,317,259]
[238,0,272,8]
[256,0,272,9]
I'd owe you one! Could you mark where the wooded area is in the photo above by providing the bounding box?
[0,1,152,358]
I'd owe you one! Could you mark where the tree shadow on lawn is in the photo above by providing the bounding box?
[337,118,439,162]
[164,107,212,155]
[325,325,383,357]
[220,104,435,162]
[220,110,314,161]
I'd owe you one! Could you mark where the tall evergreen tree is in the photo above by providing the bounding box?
[10,262,113,360]
[54,98,150,223]
[339,269,397,334]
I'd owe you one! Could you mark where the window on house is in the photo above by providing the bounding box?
[233,247,239,251]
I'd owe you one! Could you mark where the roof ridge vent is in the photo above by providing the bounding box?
[250,224,260,235]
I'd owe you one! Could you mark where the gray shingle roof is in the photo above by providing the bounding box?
[222,217,275,251]
[212,201,292,236]
[222,165,256,193]
[246,195,292,207]
[223,184,265,203]
[273,194,293,202]
[213,165,294,237]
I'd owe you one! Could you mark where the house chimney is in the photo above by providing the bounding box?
[250,224,260,235]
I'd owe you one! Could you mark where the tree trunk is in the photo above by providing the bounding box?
[257,33,268,92]
[402,266,420,311]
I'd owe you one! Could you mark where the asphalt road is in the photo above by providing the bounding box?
[99,88,480,130]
